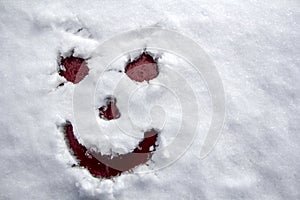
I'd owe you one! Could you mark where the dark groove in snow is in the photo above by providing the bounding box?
[125,52,159,82]
[62,121,159,178]
[59,56,89,84]
[99,96,120,120]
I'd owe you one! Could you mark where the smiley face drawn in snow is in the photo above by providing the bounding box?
[59,27,225,179]
[58,51,161,178]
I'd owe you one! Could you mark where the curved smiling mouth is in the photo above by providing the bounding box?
[62,121,159,179]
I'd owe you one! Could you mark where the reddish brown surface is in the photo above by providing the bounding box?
[59,56,89,84]
[63,121,159,178]
[99,96,120,120]
[125,53,159,82]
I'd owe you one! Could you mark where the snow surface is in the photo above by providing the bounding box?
[0,0,299,199]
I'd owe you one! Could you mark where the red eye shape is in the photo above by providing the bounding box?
[99,96,121,120]
[125,52,159,82]
[63,121,159,178]
[59,56,89,84]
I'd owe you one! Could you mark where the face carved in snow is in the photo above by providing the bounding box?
[59,51,160,178]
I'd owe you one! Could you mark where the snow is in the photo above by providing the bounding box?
[0,0,299,200]
[87,50,210,157]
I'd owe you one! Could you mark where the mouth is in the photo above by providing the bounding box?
[62,121,159,178]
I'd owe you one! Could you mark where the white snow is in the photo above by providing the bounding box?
[85,50,210,156]
[0,0,299,200]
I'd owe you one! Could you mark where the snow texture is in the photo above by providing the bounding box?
[0,0,299,199]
